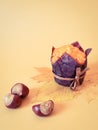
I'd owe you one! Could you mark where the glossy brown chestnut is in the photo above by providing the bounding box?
[11,83,29,98]
[32,100,54,116]
[4,93,22,108]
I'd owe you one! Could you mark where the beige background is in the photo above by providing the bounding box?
[0,0,98,130]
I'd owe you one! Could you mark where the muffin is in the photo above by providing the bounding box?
[51,41,92,90]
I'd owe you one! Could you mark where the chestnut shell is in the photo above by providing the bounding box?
[32,100,54,117]
[4,93,22,109]
[11,83,29,98]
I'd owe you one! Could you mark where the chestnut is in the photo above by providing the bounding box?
[4,93,22,108]
[32,100,54,116]
[11,83,29,98]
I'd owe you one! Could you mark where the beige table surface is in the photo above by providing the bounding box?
[0,1,98,130]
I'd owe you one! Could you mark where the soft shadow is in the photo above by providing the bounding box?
[53,103,67,116]
[32,67,53,82]
[79,63,98,90]
[20,87,40,108]
[75,63,98,103]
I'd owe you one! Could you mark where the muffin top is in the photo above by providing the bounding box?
[51,44,86,65]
